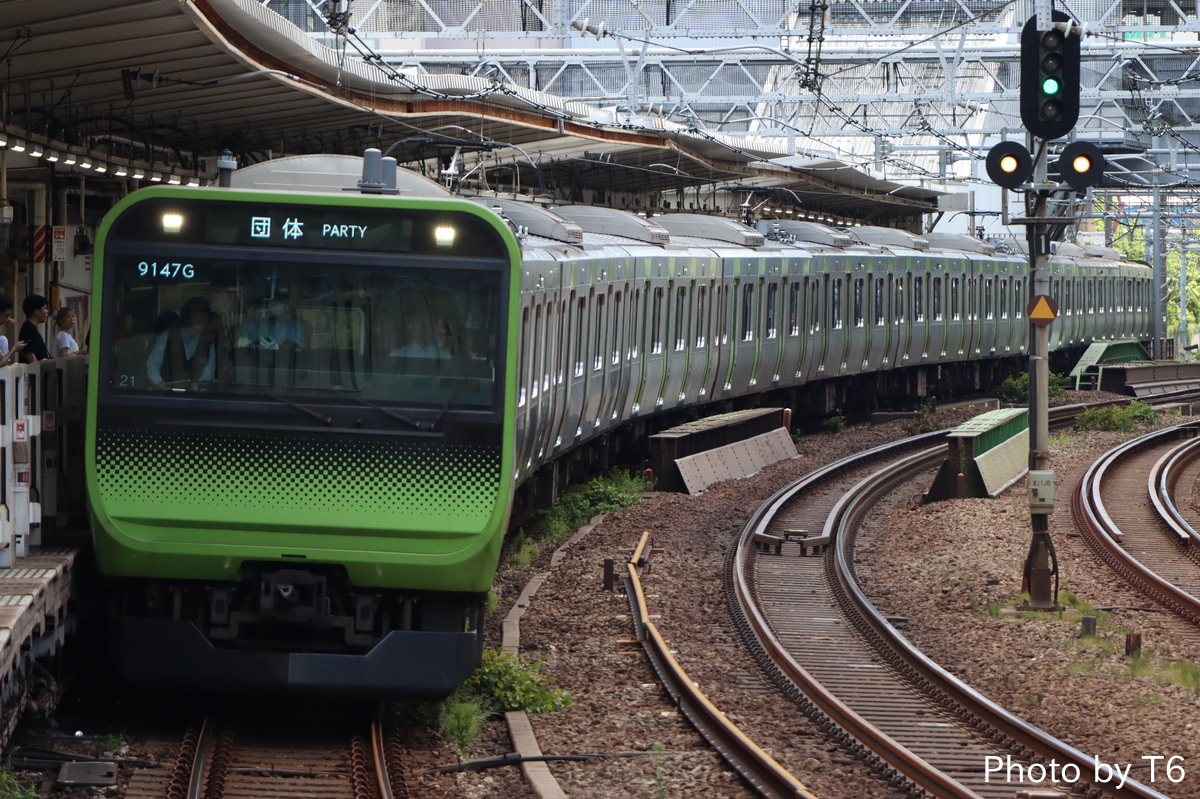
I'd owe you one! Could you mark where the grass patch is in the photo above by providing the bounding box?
[998,371,1070,403]
[1161,659,1200,693]
[1126,649,1156,679]
[484,589,499,614]
[438,689,494,755]
[822,410,847,434]
[1064,659,1095,677]
[507,531,540,566]
[1076,401,1160,432]
[0,766,36,799]
[986,603,1002,618]
[535,469,651,542]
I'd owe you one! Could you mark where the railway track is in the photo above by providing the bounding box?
[1074,419,1200,628]
[154,704,407,799]
[622,401,1200,798]
[726,434,1167,798]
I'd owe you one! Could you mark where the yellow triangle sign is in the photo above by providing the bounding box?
[1029,296,1056,321]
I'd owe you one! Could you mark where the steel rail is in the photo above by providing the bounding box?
[186,717,218,799]
[1150,431,1200,545]
[732,429,1170,799]
[624,532,818,799]
[1074,420,1200,627]
[829,448,1169,799]
[372,707,395,799]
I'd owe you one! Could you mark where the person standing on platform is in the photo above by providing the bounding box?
[0,296,27,367]
[54,307,86,358]
[19,294,51,363]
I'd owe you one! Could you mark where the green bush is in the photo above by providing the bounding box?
[537,469,650,540]
[462,648,575,714]
[998,372,1069,403]
[822,410,846,433]
[1076,402,1159,432]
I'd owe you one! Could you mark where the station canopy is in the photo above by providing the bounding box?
[1,0,938,223]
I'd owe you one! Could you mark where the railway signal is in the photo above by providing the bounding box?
[1020,11,1080,140]
[1055,141,1106,189]
[985,141,1033,189]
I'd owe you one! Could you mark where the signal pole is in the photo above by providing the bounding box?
[985,8,1107,610]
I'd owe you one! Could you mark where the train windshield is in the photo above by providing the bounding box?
[103,254,504,411]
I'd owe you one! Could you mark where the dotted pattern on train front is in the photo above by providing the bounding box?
[94,428,502,521]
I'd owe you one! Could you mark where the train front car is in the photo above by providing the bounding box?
[87,186,521,697]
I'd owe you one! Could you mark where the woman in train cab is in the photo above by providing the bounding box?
[145,297,217,390]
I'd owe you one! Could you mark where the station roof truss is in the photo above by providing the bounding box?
[0,0,936,224]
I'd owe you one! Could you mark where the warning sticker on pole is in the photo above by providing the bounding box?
[51,226,67,262]
[1026,295,1058,326]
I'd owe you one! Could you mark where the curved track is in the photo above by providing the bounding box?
[727,434,1167,798]
[1074,420,1200,628]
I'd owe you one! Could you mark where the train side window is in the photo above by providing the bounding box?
[874,278,884,326]
[675,287,688,351]
[766,282,778,339]
[695,286,708,348]
[651,288,664,355]
[612,292,623,365]
[628,286,638,357]
[573,296,586,377]
[951,277,960,320]
[984,278,994,320]
[537,302,547,395]
[853,279,864,328]
[808,280,820,334]
[717,285,729,346]
[932,276,942,321]
[894,280,904,325]
[831,279,843,330]
[519,306,530,407]
[543,302,555,390]
[788,283,800,337]
[914,276,924,322]
[740,284,755,342]
[1014,280,1023,319]
[594,293,606,370]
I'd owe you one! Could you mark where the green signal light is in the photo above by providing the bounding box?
[1041,76,1063,96]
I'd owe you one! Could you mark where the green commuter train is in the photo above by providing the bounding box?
[89,174,521,696]
[88,154,1153,697]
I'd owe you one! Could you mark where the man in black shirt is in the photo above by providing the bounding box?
[19,294,51,362]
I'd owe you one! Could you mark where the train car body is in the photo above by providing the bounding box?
[88,182,521,696]
[87,155,1154,697]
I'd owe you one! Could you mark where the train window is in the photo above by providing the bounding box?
[540,302,549,395]
[1109,278,1115,313]
[874,279,884,326]
[951,277,960,320]
[717,285,729,346]
[573,296,586,377]
[985,278,994,320]
[519,306,530,407]
[788,283,800,337]
[1063,281,1071,316]
[766,283,778,339]
[1014,280,1023,318]
[630,289,641,360]
[967,278,976,320]
[594,293,606,370]
[894,281,904,325]
[695,286,708,348]
[808,280,820,334]
[914,276,924,322]
[612,292,623,365]
[853,279,864,328]
[932,276,942,321]
[831,279,843,330]
[651,288,664,355]
[741,284,755,342]
[675,287,687,351]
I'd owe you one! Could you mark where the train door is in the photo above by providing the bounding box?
[865,271,888,370]
[603,284,629,433]
[634,280,668,414]
[683,280,714,402]
[963,271,980,357]
[582,288,609,439]
[661,280,690,410]
[911,272,929,361]
[619,285,645,420]
[804,274,827,377]
[927,271,946,361]
[760,276,783,387]
[826,274,847,374]
[885,270,905,368]
[979,270,997,355]
[844,273,867,374]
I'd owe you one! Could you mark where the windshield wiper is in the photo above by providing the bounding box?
[267,393,333,426]
[351,397,434,431]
